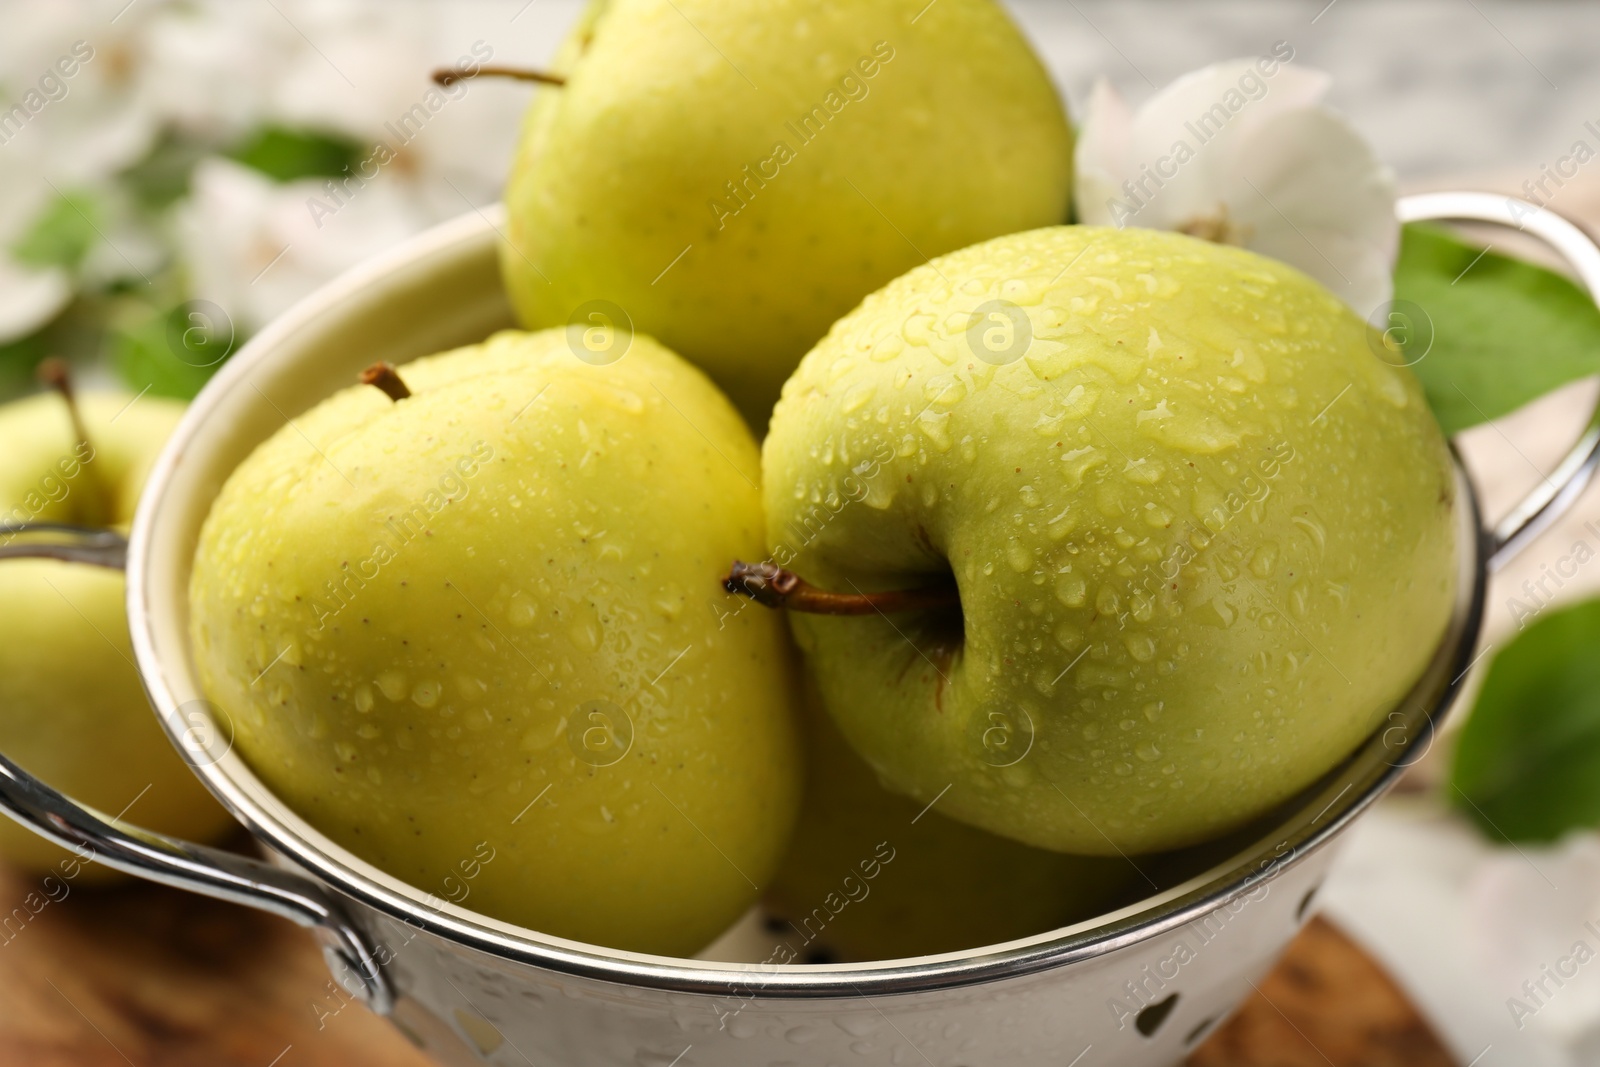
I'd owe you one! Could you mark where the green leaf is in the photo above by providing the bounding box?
[0,329,52,400]
[227,125,366,183]
[111,299,236,400]
[118,127,217,210]
[10,191,102,271]
[0,294,114,402]
[1394,223,1600,436]
[1451,596,1600,842]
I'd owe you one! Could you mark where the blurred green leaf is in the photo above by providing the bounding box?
[119,127,217,210]
[1452,598,1600,842]
[228,125,366,183]
[1395,223,1600,436]
[10,191,103,271]
[0,295,116,402]
[111,299,233,400]
[0,330,52,398]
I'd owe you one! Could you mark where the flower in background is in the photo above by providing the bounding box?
[0,0,528,399]
[1074,51,1398,317]
[1468,834,1600,1055]
[177,157,425,335]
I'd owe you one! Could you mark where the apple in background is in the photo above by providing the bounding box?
[0,369,234,878]
[766,674,1138,962]
[501,0,1073,428]
[748,225,1456,856]
[188,330,803,957]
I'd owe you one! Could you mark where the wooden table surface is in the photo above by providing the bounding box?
[0,849,1454,1067]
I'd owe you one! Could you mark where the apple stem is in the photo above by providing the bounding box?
[431,65,567,89]
[361,362,412,402]
[723,561,959,616]
[37,358,112,527]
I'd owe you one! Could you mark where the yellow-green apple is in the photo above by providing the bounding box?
[743,225,1456,855]
[0,371,233,878]
[501,0,1073,428]
[189,329,803,956]
[767,675,1136,960]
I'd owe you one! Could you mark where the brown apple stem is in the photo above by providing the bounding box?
[431,65,567,88]
[360,362,412,402]
[37,358,111,527]
[723,561,959,616]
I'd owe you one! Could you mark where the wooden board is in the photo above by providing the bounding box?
[0,853,1453,1067]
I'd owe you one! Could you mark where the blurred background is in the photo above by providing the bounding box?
[3,0,1596,404]
[3,3,1600,1066]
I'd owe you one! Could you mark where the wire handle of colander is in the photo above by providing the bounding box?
[1398,191,1600,570]
[0,524,394,1014]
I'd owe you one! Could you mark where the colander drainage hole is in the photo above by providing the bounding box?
[1184,1015,1217,1047]
[1135,993,1178,1037]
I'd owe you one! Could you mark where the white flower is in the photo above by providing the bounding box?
[0,258,71,345]
[0,0,167,184]
[1074,56,1398,317]
[251,0,523,217]
[0,0,536,345]
[0,136,71,343]
[1467,833,1600,1049]
[176,157,425,335]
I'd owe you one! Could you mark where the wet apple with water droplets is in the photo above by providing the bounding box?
[756,226,1456,854]
[189,330,803,955]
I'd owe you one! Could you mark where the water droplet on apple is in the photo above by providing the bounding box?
[1249,542,1279,577]
[376,670,407,702]
[1124,633,1156,662]
[1288,579,1312,619]
[1053,622,1084,653]
[567,606,602,651]
[1001,277,1046,306]
[1005,539,1032,573]
[856,332,900,365]
[914,410,952,452]
[923,375,966,407]
[1054,573,1086,608]
[841,382,875,413]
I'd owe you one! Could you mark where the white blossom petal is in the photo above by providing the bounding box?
[1073,57,1395,316]
[178,158,425,334]
[1073,77,1134,226]
[0,257,72,344]
[1468,834,1600,1046]
[1219,107,1398,314]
